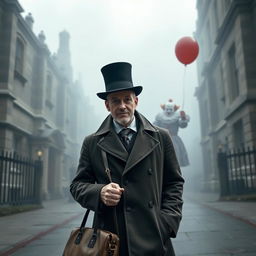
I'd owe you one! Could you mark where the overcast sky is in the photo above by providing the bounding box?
[19,0,198,113]
[18,0,202,175]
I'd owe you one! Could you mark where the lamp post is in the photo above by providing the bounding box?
[35,149,43,204]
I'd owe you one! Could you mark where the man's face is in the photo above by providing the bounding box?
[105,90,138,127]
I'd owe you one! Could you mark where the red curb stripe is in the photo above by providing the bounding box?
[0,212,83,256]
[201,202,256,228]
[187,197,256,228]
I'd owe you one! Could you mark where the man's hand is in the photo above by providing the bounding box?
[101,183,124,206]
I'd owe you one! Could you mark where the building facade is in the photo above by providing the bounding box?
[0,0,93,199]
[195,0,256,190]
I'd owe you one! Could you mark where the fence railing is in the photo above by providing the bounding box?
[218,147,256,197]
[0,151,43,206]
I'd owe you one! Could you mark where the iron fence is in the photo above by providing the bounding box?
[218,146,256,197]
[0,151,43,206]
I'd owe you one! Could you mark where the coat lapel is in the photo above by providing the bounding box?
[124,128,159,174]
[97,131,128,162]
[123,111,160,174]
[95,112,160,174]
[95,114,129,162]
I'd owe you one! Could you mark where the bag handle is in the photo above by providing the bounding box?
[101,150,112,182]
[77,150,119,234]
[79,208,90,229]
[101,150,119,236]
[74,209,90,245]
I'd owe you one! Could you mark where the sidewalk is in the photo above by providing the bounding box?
[184,189,256,228]
[1,191,256,255]
[0,199,84,255]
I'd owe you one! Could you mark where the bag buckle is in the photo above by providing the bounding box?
[107,235,117,255]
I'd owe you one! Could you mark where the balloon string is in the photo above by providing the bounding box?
[181,65,187,110]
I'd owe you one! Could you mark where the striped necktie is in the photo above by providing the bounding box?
[119,128,132,151]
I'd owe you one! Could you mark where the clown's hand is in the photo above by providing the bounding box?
[179,111,190,128]
[180,111,187,120]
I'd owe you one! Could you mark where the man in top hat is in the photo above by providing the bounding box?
[70,62,184,256]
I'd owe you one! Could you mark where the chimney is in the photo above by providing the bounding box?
[57,30,73,82]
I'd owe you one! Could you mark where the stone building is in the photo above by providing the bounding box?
[0,0,93,199]
[195,0,256,190]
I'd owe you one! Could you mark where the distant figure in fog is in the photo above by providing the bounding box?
[70,62,184,255]
[154,99,190,167]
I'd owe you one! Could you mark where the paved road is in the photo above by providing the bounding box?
[1,196,256,256]
[173,199,256,256]
[0,210,93,256]
[7,214,92,256]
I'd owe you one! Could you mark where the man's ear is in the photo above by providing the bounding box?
[135,96,138,106]
[105,100,110,111]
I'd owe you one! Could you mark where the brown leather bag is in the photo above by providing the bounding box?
[63,150,119,256]
[62,209,119,256]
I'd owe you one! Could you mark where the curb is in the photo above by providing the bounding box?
[200,202,256,228]
[186,196,256,229]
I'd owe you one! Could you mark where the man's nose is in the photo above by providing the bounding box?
[119,101,126,108]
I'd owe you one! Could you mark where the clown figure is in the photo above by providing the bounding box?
[153,99,190,167]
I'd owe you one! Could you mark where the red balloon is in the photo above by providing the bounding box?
[175,37,199,65]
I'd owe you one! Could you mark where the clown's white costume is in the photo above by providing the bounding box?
[154,100,190,167]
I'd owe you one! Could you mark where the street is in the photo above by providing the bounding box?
[173,199,256,255]
[1,192,256,256]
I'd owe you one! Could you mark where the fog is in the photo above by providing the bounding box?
[19,0,203,189]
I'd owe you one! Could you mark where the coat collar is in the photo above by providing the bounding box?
[95,114,128,162]
[95,111,160,174]
[95,111,158,136]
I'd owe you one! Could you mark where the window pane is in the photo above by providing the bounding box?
[15,39,24,73]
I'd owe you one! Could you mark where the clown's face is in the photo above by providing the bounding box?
[164,103,175,116]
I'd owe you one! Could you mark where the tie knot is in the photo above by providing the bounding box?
[119,128,135,151]
[119,128,132,137]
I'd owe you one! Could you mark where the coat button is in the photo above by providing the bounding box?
[126,206,132,212]
[148,168,153,175]
[148,201,153,208]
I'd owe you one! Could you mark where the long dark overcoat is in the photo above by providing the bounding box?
[70,111,184,256]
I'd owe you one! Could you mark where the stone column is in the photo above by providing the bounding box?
[41,146,49,199]
[53,150,63,198]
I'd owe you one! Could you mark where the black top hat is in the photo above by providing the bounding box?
[97,62,143,100]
